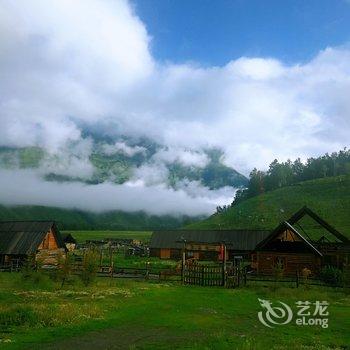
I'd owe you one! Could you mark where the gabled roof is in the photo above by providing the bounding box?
[255,206,349,255]
[61,233,77,244]
[287,206,349,243]
[0,221,65,255]
[256,221,323,256]
[150,230,271,251]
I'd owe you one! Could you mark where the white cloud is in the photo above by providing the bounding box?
[0,169,227,216]
[0,0,349,212]
[152,147,209,167]
[101,141,146,157]
[131,163,169,186]
[39,139,95,179]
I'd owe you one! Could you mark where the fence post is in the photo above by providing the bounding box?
[99,249,103,267]
[201,265,204,286]
[110,261,114,281]
[221,244,227,287]
[181,251,185,284]
[296,270,299,288]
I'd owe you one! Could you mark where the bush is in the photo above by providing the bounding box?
[0,306,37,329]
[80,249,100,286]
[319,265,343,286]
[56,252,74,288]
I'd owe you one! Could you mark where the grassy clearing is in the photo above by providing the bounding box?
[189,175,350,237]
[65,230,152,243]
[0,273,349,349]
[72,249,177,271]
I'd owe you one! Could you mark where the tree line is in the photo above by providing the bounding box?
[216,148,350,213]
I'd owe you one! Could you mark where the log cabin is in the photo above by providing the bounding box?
[149,229,271,261]
[253,207,350,276]
[0,221,66,268]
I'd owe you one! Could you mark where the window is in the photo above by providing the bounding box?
[275,256,286,269]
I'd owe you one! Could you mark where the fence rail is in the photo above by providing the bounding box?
[1,262,348,289]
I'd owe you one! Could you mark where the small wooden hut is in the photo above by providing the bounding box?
[0,221,66,268]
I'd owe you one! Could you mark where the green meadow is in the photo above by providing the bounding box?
[189,175,350,237]
[0,273,349,350]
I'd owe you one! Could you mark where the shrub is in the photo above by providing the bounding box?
[80,249,100,286]
[319,265,343,286]
[56,252,75,288]
[0,306,37,329]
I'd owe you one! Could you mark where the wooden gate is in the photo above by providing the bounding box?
[183,264,224,286]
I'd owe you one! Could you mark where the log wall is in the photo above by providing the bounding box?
[256,252,321,276]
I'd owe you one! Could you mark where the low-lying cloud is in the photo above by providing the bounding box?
[0,170,233,216]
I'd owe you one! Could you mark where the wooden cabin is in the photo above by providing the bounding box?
[254,207,350,276]
[0,221,66,268]
[149,229,271,261]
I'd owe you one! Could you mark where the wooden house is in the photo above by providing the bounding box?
[0,221,66,268]
[254,207,350,276]
[149,229,271,261]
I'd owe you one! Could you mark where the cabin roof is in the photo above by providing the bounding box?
[255,206,348,255]
[150,229,271,251]
[287,206,349,243]
[256,221,323,256]
[0,220,65,255]
[61,233,77,244]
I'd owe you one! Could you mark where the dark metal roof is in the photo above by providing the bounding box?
[0,221,65,255]
[61,233,77,244]
[150,229,271,251]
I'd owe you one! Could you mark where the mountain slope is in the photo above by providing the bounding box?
[187,175,350,237]
[0,143,248,189]
[0,205,202,231]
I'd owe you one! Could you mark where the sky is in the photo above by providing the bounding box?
[133,0,350,65]
[0,0,349,215]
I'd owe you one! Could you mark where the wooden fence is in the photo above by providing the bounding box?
[245,272,347,288]
[183,264,224,286]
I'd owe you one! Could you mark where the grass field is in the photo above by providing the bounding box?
[65,230,152,243]
[0,273,349,349]
[188,175,350,238]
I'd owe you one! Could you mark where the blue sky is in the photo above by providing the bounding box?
[133,0,350,65]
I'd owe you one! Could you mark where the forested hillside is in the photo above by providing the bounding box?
[232,148,350,206]
[0,142,248,190]
[0,205,201,230]
[188,175,350,237]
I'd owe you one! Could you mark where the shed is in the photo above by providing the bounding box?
[0,221,66,268]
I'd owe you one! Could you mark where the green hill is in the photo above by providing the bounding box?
[187,175,350,237]
[0,205,201,231]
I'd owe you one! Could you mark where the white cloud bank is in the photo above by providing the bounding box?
[0,0,349,214]
[0,170,231,216]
